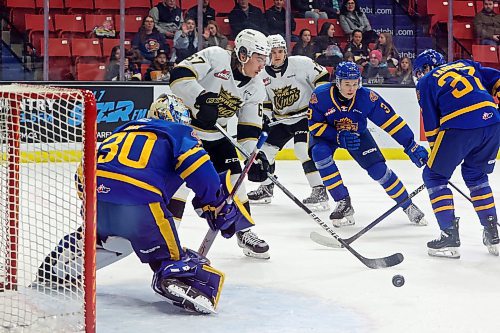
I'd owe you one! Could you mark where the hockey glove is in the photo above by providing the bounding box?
[194,91,219,128]
[262,114,272,134]
[337,130,361,150]
[247,151,270,182]
[404,141,428,168]
[193,189,238,238]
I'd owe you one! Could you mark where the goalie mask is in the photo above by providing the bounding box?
[147,94,191,125]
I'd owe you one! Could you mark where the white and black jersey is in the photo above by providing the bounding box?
[262,56,329,125]
[169,46,266,153]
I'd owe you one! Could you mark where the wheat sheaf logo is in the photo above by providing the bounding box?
[273,85,300,112]
[217,88,242,118]
[334,117,358,132]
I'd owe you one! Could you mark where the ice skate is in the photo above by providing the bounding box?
[482,216,499,256]
[236,229,270,259]
[248,184,274,204]
[404,203,428,226]
[157,278,216,314]
[303,185,330,211]
[330,196,355,227]
[427,218,460,258]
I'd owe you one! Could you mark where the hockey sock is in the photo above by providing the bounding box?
[311,144,348,201]
[302,160,323,187]
[369,164,410,209]
[468,182,496,226]
[428,185,455,230]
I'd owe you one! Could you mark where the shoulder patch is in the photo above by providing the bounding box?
[369,90,379,102]
[310,93,318,104]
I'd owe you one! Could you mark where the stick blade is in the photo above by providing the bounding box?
[363,253,404,269]
[310,231,343,248]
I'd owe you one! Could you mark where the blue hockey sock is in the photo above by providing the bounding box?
[469,183,497,226]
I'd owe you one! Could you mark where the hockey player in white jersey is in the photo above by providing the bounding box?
[248,34,331,211]
[169,29,271,259]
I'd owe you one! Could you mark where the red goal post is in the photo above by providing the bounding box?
[0,84,96,332]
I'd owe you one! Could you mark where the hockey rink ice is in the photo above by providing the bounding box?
[94,159,499,333]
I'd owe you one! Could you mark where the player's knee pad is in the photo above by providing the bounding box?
[461,164,489,188]
[262,143,279,164]
[153,249,224,307]
[366,162,388,182]
[311,144,334,170]
[294,142,310,163]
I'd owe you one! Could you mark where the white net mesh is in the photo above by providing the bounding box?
[0,84,94,332]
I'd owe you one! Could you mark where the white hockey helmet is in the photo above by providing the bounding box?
[267,34,287,53]
[234,29,271,63]
[147,94,191,125]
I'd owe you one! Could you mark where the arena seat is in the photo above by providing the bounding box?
[126,0,152,16]
[35,0,65,14]
[40,38,73,80]
[472,45,498,64]
[65,0,94,14]
[294,18,317,36]
[71,38,103,64]
[215,17,231,37]
[54,14,86,38]
[94,0,121,15]
[85,14,115,34]
[76,63,106,81]
[102,39,131,58]
[7,0,36,32]
[25,14,56,51]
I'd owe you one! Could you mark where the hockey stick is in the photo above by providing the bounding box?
[310,184,427,248]
[198,131,268,256]
[215,123,403,269]
[447,181,500,227]
[268,114,307,127]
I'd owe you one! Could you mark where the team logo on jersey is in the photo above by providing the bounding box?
[214,69,231,80]
[97,184,111,194]
[272,85,300,111]
[263,77,271,86]
[310,93,318,104]
[334,117,358,132]
[482,112,493,120]
[369,91,379,102]
[217,88,242,118]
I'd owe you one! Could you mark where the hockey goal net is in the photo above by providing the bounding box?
[0,84,96,332]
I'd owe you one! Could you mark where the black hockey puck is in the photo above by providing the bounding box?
[392,275,405,287]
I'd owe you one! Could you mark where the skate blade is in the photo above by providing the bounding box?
[304,202,330,212]
[331,216,355,228]
[167,285,216,314]
[427,247,460,259]
[486,244,499,256]
[241,248,270,259]
[249,198,272,204]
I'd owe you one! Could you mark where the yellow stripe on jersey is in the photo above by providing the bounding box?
[427,130,446,168]
[389,186,406,199]
[425,127,440,137]
[96,170,162,195]
[149,202,181,260]
[440,101,498,125]
[179,154,210,179]
[472,193,493,201]
[316,123,328,136]
[309,122,324,131]
[388,120,407,136]
[326,180,343,190]
[434,205,454,213]
[430,195,454,204]
[322,171,340,182]
[492,78,500,97]
[385,178,401,192]
[475,203,495,211]
[176,147,203,169]
[380,114,399,130]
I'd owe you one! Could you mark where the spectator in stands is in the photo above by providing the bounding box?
[292,28,316,59]
[343,51,355,62]
[393,56,414,86]
[473,0,500,46]
[202,20,229,49]
[132,16,170,63]
[375,32,399,68]
[172,17,198,64]
[292,0,328,20]
[105,47,142,81]
[344,29,369,66]
[362,49,390,84]
[149,0,183,39]
[316,0,341,18]
[187,0,216,28]
[339,0,378,43]
[314,22,343,67]
[144,49,171,82]
[265,0,297,40]
[229,0,268,39]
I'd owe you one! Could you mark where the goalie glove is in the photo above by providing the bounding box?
[404,141,428,168]
[193,91,219,129]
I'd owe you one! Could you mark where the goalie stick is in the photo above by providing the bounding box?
[198,131,268,256]
[215,123,403,269]
[310,184,426,248]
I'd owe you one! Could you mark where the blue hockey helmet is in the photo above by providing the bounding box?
[334,61,361,87]
[413,49,445,80]
[148,94,191,125]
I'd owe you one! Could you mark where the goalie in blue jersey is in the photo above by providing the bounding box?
[308,61,428,228]
[414,49,500,258]
[38,94,254,314]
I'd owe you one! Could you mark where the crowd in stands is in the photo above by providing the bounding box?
[8,0,499,83]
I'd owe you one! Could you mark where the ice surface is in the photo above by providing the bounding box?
[88,161,500,332]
